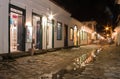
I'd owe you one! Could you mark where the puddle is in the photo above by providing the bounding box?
[40,47,102,79]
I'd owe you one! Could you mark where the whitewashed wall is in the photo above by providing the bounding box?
[10,0,71,49]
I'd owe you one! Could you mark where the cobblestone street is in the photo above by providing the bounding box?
[0,44,120,79]
[63,45,120,79]
[0,45,99,79]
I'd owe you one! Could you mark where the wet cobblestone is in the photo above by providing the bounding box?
[1,44,119,79]
[0,45,99,79]
[63,44,120,79]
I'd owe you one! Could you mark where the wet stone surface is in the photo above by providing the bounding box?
[62,45,120,79]
[0,45,99,79]
[0,45,120,79]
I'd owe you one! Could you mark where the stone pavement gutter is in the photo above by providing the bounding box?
[0,45,100,79]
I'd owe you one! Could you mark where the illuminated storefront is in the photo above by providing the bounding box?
[0,0,71,54]
[9,4,26,52]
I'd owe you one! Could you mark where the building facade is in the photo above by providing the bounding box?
[0,0,71,54]
[69,18,95,46]
[0,0,96,55]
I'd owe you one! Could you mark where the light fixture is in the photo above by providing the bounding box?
[48,13,53,20]
[105,27,109,30]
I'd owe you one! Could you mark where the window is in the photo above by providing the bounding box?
[82,31,88,40]
[80,30,83,40]
[80,30,88,40]
[9,4,26,52]
[57,22,62,40]
[70,27,73,40]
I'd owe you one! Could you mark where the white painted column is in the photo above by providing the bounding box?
[25,4,32,51]
[42,16,47,49]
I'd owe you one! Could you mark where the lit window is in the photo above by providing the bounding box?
[70,28,73,40]
[57,22,62,40]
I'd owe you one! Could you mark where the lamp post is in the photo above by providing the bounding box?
[105,27,109,32]
[105,26,112,38]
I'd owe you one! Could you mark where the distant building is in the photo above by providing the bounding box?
[69,18,96,46]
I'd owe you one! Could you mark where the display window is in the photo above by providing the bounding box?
[9,5,25,52]
[10,12,19,51]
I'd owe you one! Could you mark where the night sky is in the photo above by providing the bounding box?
[51,0,118,32]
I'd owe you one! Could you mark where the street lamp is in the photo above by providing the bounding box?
[104,25,112,37]
[48,12,53,20]
[105,27,109,31]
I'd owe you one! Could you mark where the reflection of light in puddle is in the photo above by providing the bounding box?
[40,47,103,79]
[72,48,102,70]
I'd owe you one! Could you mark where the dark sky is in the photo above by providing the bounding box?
[51,0,118,27]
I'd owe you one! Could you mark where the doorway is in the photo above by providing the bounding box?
[9,5,25,52]
[32,13,42,49]
[74,26,78,46]
[47,20,53,49]
[64,24,68,47]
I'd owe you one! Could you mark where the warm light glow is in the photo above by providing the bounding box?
[105,27,109,30]
[81,26,84,31]
[42,16,47,22]
[112,32,117,39]
[74,26,77,30]
[77,31,79,36]
[107,34,109,37]
[74,26,77,46]
[26,22,31,26]
[94,32,97,34]
[97,34,100,39]
[101,37,105,40]
[70,28,73,40]
[48,13,53,20]
[81,26,92,33]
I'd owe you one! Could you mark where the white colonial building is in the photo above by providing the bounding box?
[0,0,96,55]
